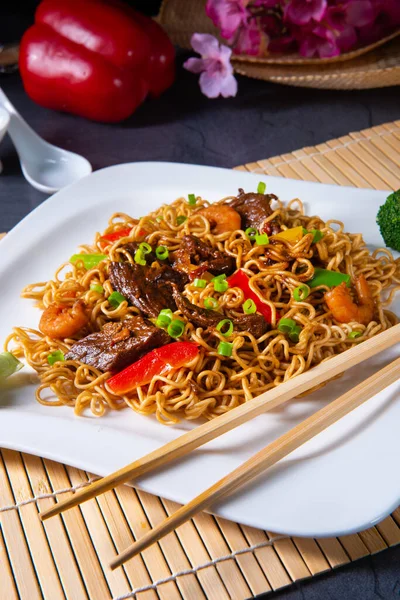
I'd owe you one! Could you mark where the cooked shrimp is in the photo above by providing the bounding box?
[39,300,89,339]
[325,274,374,325]
[196,204,241,234]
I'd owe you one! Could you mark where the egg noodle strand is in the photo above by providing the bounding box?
[6,196,400,425]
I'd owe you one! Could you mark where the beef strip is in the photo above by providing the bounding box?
[65,317,170,372]
[109,262,187,317]
[109,262,186,318]
[149,265,189,290]
[172,235,235,278]
[229,188,280,234]
[171,287,268,339]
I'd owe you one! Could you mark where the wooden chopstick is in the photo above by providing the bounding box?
[40,322,400,522]
[110,352,400,570]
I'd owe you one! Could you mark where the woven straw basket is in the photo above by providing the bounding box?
[158,0,400,89]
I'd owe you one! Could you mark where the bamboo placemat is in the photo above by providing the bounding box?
[1,121,400,600]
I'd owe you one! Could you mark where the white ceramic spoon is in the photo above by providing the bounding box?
[0,88,92,193]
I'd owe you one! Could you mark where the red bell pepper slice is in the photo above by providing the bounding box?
[101,228,132,243]
[227,270,272,323]
[100,226,149,247]
[107,342,199,395]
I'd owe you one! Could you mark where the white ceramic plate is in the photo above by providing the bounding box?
[1,162,399,537]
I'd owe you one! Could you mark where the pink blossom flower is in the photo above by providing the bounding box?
[346,0,376,28]
[260,14,284,38]
[184,34,238,98]
[298,25,340,57]
[380,0,400,25]
[199,0,400,70]
[233,20,268,55]
[324,5,357,52]
[336,24,358,52]
[285,0,328,26]
[254,0,281,6]
[325,4,347,30]
[268,34,297,53]
[206,0,250,39]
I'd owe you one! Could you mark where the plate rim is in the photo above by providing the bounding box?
[1,161,398,537]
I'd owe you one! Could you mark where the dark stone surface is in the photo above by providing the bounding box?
[0,19,399,600]
[1,60,400,233]
[261,545,400,600]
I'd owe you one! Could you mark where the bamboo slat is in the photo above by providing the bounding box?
[1,120,400,599]
[23,453,89,600]
[43,459,111,600]
[213,519,272,596]
[135,490,206,600]
[162,499,232,600]
[2,449,65,599]
[0,452,42,599]
[93,485,158,600]
[0,527,19,600]
[115,485,183,600]
[238,525,291,590]
[191,512,253,600]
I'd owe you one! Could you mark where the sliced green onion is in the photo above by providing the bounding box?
[160,308,174,319]
[0,352,23,379]
[278,318,296,334]
[188,193,196,206]
[193,278,207,288]
[349,331,362,339]
[167,319,185,338]
[70,254,107,270]
[134,249,146,266]
[156,309,174,328]
[157,315,170,328]
[311,229,324,243]
[293,284,310,302]
[139,242,152,255]
[216,319,233,336]
[289,325,302,343]
[47,350,65,366]
[214,279,229,293]
[155,245,169,260]
[257,181,266,194]
[243,299,257,314]
[204,297,219,310]
[90,284,104,294]
[108,291,127,308]
[156,216,163,223]
[212,274,227,282]
[245,227,258,240]
[217,341,233,357]
[177,215,187,226]
[255,233,269,246]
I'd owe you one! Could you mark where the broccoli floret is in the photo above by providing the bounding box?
[376,190,400,252]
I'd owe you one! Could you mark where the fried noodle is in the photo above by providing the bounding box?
[6,195,400,424]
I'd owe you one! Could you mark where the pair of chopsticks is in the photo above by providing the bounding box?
[40,323,400,570]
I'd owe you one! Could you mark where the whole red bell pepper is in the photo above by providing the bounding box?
[19,0,175,123]
[107,342,199,395]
